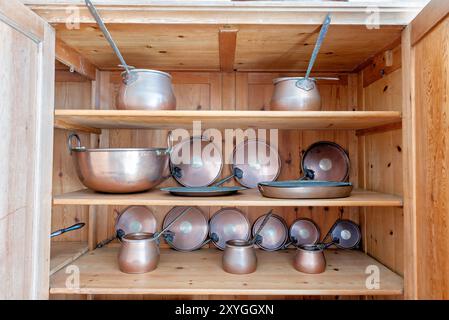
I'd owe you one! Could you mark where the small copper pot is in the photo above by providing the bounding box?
[117,232,159,274]
[293,245,326,274]
[222,240,257,275]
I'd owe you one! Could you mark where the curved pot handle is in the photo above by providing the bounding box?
[67,133,86,154]
[166,131,174,153]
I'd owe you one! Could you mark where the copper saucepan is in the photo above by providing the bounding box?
[232,139,281,188]
[117,206,192,273]
[222,211,273,274]
[162,206,211,252]
[251,213,288,251]
[68,133,172,193]
[170,136,223,187]
[85,0,176,110]
[270,14,338,111]
[209,208,251,250]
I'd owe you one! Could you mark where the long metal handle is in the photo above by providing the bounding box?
[84,0,131,74]
[51,223,85,238]
[154,207,192,240]
[251,210,273,245]
[305,13,331,80]
[212,167,244,187]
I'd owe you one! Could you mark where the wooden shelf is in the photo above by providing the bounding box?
[53,188,403,207]
[50,247,403,296]
[50,241,88,276]
[54,110,402,133]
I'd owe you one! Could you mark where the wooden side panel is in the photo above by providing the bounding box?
[0,0,55,299]
[413,15,449,299]
[361,69,404,276]
[52,80,93,243]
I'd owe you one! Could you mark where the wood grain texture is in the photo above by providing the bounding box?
[401,25,418,300]
[54,110,402,131]
[0,0,54,299]
[52,81,93,245]
[411,0,449,45]
[53,188,402,208]
[50,23,403,72]
[55,38,97,80]
[413,15,449,299]
[219,28,237,72]
[50,242,88,276]
[50,247,403,296]
[360,68,404,278]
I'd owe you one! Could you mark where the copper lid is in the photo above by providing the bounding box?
[115,206,157,236]
[232,139,281,188]
[209,208,251,250]
[252,213,288,251]
[302,141,350,182]
[170,136,223,187]
[289,218,320,246]
[162,206,208,251]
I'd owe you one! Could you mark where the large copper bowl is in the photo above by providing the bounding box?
[68,133,171,193]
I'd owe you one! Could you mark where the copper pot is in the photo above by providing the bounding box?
[67,133,172,193]
[117,69,176,110]
[270,77,322,111]
[85,0,175,111]
[222,240,257,275]
[293,245,326,274]
[117,233,159,274]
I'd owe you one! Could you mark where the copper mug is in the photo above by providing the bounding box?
[222,240,257,275]
[293,244,326,274]
[118,232,160,274]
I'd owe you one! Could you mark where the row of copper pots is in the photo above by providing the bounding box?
[114,205,361,274]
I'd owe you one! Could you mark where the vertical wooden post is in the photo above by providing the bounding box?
[401,25,418,300]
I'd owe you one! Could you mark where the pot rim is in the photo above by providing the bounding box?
[298,244,324,252]
[121,69,172,79]
[71,147,170,153]
[225,239,254,248]
[122,232,157,242]
[272,77,316,85]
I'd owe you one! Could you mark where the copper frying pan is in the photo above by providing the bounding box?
[301,141,350,182]
[232,139,281,188]
[170,136,223,187]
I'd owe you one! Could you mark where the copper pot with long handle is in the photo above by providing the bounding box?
[270,14,337,111]
[85,0,176,110]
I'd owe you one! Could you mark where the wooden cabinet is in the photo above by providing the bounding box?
[1,0,448,300]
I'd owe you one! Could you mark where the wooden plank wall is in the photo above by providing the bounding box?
[412,15,449,299]
[357,44,404,300]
